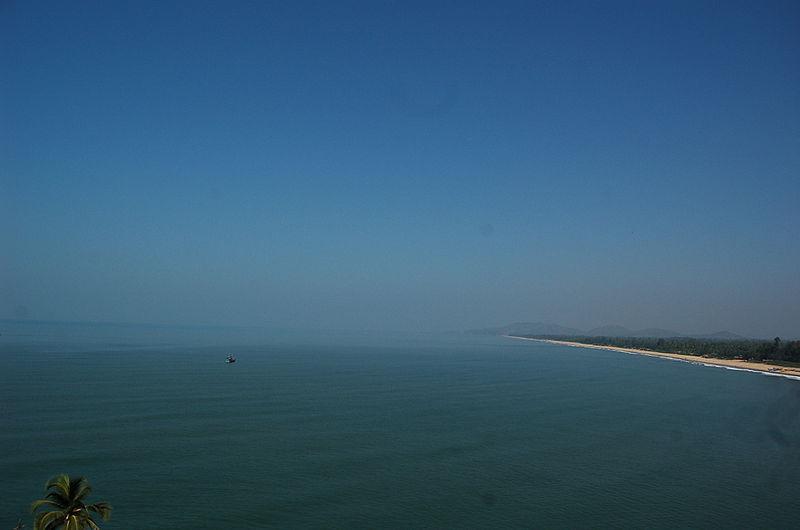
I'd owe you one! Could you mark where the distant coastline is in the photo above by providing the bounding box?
[506,335,800,381]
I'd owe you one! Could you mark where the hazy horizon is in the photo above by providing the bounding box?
[2,1,798,339]
[0,316,794,342]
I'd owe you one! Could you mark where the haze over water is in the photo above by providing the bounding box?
[2,322,799,528]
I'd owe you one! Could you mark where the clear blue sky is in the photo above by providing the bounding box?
[2,1,798,337]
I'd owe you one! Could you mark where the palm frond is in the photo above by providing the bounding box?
[31,499,64,512]
[34,509,64,530]
[70,477,92,502]
[43,491,70,506]
[64,514,81,530]
[44,475,71,498]
[87,502,112,521]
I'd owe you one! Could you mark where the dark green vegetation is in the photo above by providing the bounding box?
[31,475,111,530]
[515,335,800,363]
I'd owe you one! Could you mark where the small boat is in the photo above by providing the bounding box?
[226,354,237,364]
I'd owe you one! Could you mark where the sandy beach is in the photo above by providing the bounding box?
[505,335,800,380]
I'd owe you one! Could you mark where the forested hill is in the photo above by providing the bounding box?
[514,335,800,364]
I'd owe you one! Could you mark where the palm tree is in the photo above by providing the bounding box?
[30,475,112,530]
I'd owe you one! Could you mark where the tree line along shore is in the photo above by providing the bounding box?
[511,335,800,365]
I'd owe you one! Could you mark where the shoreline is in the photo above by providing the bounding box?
[504,335,800,381]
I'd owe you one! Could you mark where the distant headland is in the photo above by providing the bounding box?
[468,321,749,340]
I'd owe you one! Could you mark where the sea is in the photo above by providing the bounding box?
[2,321,799,529]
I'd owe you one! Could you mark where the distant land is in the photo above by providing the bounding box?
[506,335,800,379]
[469,322,747,340]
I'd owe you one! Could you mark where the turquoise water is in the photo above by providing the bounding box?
[2,323,799,528]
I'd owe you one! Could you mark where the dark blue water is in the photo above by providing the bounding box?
[2,323,799,528]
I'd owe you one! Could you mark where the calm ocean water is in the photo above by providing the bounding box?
[2,322,799,529]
